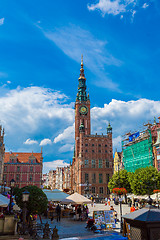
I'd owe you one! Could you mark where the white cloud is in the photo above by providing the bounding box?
[0,86,74,133]
[88,0,136,16]
[24,138,38,145]
[113,136,122,150]
[59,144,74,153]
[142,3,149,8]
[53,124,75,143]
[87,0,149,18]
[91,98,160,150]
[0,18,4,26]
[7,81,11,84]
[42,25,121,91]
[40,138,52,146]
[43,160,69,173]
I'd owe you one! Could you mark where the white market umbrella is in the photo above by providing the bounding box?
[61,192,92,205]
[43,189,69,202]
[0,194,10,207]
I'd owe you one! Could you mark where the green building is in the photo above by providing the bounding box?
[122,129,154,172]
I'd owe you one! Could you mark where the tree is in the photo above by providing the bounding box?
[130,166,160,196]
[108,169,132,193]
[15,185,48,216]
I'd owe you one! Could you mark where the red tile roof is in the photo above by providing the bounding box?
[4,152,42,163]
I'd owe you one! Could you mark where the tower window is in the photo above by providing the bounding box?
[99,187,103,194]
[4,166,7,172]
[105,150,108,153]
[106,174,110,183]
[3,174,7,181]
[105,145,107,147]
[85,149,88,152]
[16,174,20,181]
[106,160,109,168]
[99,144,101,147]
[92,144,94,147]
[85,173,89,182]
[92,159,96,168]
[99,150,101,153]
[84,159,89,167]
[92,187,95,194]
[17,166,20,172]
[85,144,88,146]
[92,150,94,153]
[92,173,96,183]
[99,173,103,183]
[29,175,33,181]
[99,159,102,168]
[30,166,33,172]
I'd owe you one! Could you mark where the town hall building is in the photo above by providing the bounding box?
[71,57,113,198]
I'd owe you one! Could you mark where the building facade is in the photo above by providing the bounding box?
[0,126,5,184]
[71,57,113,198]
[63,166,71,191]
[56,167,63,191]
[114,151,122,174]
[48,170,56,189]
[42,173,49,188]
[122,117,160,172]
[3,151,43,188]
[122,129,154,172]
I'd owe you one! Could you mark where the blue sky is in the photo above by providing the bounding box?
[0,0,160,173]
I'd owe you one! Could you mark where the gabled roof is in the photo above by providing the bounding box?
[4,152,42,163]
[123,205,160,222]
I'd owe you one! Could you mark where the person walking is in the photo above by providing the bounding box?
[56,204,61,222]
[77,205,82,220]
[130,204,135,212]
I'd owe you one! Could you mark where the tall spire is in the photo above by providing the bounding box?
[77,55,88,102]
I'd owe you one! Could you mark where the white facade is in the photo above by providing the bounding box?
[42,173,49,188]
[56,167,63,191]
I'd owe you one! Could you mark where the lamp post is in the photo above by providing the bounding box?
[113,188,127,233]
[9,179,15,214]
[22,190,30,234]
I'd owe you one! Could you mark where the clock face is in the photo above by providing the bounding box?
[79,105,88,114]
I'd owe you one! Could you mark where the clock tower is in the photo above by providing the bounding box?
[75,56,90,158]
[71,56,113,197]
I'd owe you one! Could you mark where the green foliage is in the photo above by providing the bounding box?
[130,166,160,195]
[15,185,48,214]
[108,169,132,193]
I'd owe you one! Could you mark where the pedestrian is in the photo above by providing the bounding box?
[130,204,135,212]
[77,205,82,220]
[110,205,114,211]
[56,204,61,222]
[51,216,54,223]
[85,206,89,219]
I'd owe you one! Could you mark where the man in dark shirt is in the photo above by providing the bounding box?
[56,204,61,222]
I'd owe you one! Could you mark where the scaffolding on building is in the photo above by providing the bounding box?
[122,127,154,172]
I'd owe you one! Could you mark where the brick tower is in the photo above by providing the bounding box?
[71,56,113,199]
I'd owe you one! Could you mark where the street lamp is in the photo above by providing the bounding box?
[9,179,15,214]
[22,190,30,234]
[113,187,127,233]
